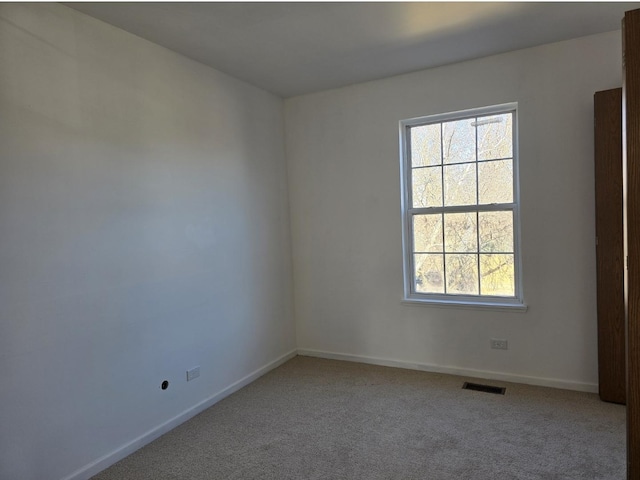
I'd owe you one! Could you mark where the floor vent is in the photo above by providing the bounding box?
[462,382,506,395]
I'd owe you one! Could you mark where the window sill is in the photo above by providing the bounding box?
[401,298,528,312]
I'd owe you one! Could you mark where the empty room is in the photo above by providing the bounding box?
[2,2,639,479]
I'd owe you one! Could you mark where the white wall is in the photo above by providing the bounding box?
[0,4,295,480]
[285,32,622,391]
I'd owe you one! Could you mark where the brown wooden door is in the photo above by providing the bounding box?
[594,88,625,405]
[624,8,640,479]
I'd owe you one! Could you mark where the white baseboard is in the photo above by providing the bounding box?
[297,348,598,393]
[62,349,298,480]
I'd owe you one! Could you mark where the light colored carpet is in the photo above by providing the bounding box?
[92,356,626,479]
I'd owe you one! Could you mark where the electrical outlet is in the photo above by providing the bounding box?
[186,366,200,381]
[490,338,508,350]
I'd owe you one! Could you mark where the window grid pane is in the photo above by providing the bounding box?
[412,166,443,208]
[445,254,479,295]
[414,253,445,294]
[478,159,513,204]
[413,214,444,253]
[443,163,477,206]
[478,113,513,160]
[443,212,477,253]
[442,118,476,164]
[480,254,515,296]
[410,124,442,167]
[479,211,514,253]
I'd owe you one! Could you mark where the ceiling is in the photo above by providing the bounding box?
[66,2,639,98]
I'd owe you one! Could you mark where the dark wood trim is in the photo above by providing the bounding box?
[595,88,625,405]
[625,8,640,479]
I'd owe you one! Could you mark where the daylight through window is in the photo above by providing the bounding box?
[400,104,523,307]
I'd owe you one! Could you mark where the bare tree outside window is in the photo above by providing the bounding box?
[401,105,522,306]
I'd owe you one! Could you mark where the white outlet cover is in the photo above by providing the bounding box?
[490,339,508,350]
[187,366,201,381]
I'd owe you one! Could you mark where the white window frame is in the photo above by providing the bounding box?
[399,103,526,310]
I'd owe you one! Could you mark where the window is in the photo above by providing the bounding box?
[399,103,524,308]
